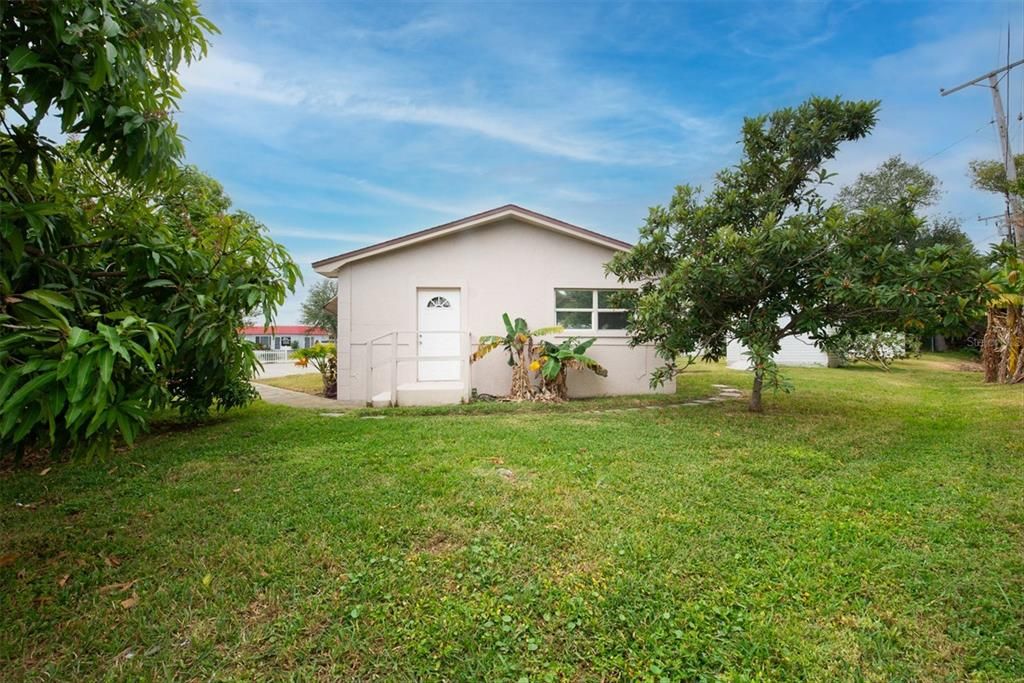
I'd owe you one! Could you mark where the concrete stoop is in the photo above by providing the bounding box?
[371,381,466,407]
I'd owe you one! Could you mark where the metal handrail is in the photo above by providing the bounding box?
[364,330,472,406]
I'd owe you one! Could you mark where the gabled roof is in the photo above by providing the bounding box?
[312,204,632,275]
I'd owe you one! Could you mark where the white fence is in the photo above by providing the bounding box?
[255,349,292,364]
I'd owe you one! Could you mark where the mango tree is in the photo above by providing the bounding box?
[608,97,984,411]
[1,2,299,457]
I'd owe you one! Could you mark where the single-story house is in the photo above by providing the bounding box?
[726,334,840,369]
[311,204,673,406]
[240,325,331,351]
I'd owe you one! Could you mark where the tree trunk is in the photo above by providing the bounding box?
[509,345,534,400]
[749,368,764,413]
[539,370,568,401]
[981,309,1000,383]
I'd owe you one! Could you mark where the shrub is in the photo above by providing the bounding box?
[827,331,920,370]
[1,152,298,457]
[292,343,337,398]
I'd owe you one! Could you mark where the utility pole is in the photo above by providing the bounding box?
[941,57,1024,253]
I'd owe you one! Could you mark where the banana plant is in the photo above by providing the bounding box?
[534,336,608,400]
[471,313,563,400]
[981,256,1023,383]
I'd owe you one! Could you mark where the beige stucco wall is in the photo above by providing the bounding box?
[332,217,674,402]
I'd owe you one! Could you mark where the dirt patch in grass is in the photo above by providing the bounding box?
[411,531,465,557]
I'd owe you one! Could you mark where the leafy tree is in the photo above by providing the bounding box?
[911,215,975,252]
[300,278,338,337]
[1,0,215,182]
[968,154,1024,197]
[837,158,979,352]
[837,155,942,212]
[1,2,299,457]
[1,147,299,455]
[608,97,984,411]
[838,157,974,253]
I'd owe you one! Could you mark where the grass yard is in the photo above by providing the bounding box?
[256,372,325,395]
[1,356,1021,680]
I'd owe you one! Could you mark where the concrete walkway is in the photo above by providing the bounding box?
[254,363,320,379]
[253,383,357,411]
[254,382,745,415]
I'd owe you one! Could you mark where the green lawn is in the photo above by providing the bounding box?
[1,357,1021,680]
[256,372,325,395]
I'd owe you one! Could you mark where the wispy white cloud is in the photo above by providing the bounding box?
[269,226,386,243]
[180,53,304,106]
[726,0,859,59]
[181,44,724,166]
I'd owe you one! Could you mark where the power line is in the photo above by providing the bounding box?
[916,120,994,167]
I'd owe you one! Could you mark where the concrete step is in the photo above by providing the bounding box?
[372,381,466,407]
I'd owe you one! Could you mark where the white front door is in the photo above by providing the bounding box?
[417,288,461,381]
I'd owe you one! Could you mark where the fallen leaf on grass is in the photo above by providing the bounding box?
[39,467,51,476]
[103,555,122,567]
[0,553,19,567]
[232,488,241,493]
[99,579,137,594]
[57,574,70,588]
[202,573,212,588]
[120,594,138,609]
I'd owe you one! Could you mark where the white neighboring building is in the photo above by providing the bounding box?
[726,334,840,370]
[240,325,331,351]
[311,204,673,406]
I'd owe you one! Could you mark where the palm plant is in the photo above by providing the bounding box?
[471,314,563,400]
[981,256,1023,383]
[291,342,337,397]
[534,337,608,400]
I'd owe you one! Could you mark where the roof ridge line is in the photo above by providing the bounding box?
[312,204,631,272]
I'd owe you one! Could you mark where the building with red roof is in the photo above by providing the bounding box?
[240,325,332,351]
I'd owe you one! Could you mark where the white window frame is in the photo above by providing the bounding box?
[554,289,630,332]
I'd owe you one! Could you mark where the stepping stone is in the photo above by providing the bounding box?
[360,415,387,420]
[319,413,349,417]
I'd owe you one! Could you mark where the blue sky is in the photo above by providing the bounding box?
[176,0,1024,324]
